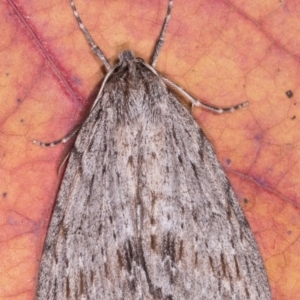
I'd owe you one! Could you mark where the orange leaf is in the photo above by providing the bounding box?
[1,0,299,299]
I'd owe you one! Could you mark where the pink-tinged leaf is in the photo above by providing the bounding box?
[1,0,299,299]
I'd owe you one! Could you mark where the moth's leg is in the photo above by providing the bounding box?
[33,60,116,148]
[151,0,173,67]
[33,127,80,147]
[58,152,72,173]
[162,76,249,113]
[69,0,111,70]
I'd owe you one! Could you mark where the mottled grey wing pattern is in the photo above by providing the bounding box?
[36,57,271,299]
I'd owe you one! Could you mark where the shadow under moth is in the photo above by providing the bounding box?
[35,0,272,299]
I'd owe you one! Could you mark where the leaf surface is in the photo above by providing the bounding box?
[1,0,299,299]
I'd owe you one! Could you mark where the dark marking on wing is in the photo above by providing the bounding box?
[151,235,157,251]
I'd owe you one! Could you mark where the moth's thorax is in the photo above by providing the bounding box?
[103,50,165,125]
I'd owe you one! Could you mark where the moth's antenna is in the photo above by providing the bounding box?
[69,0,111,71]
[151,0,173,67]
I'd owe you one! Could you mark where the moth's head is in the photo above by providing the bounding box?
[116,50,146,73]
[118,50,135,64]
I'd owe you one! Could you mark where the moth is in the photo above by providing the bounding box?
[35,0,272,299]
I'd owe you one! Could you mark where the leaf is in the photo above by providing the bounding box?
[1,0,299,298]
